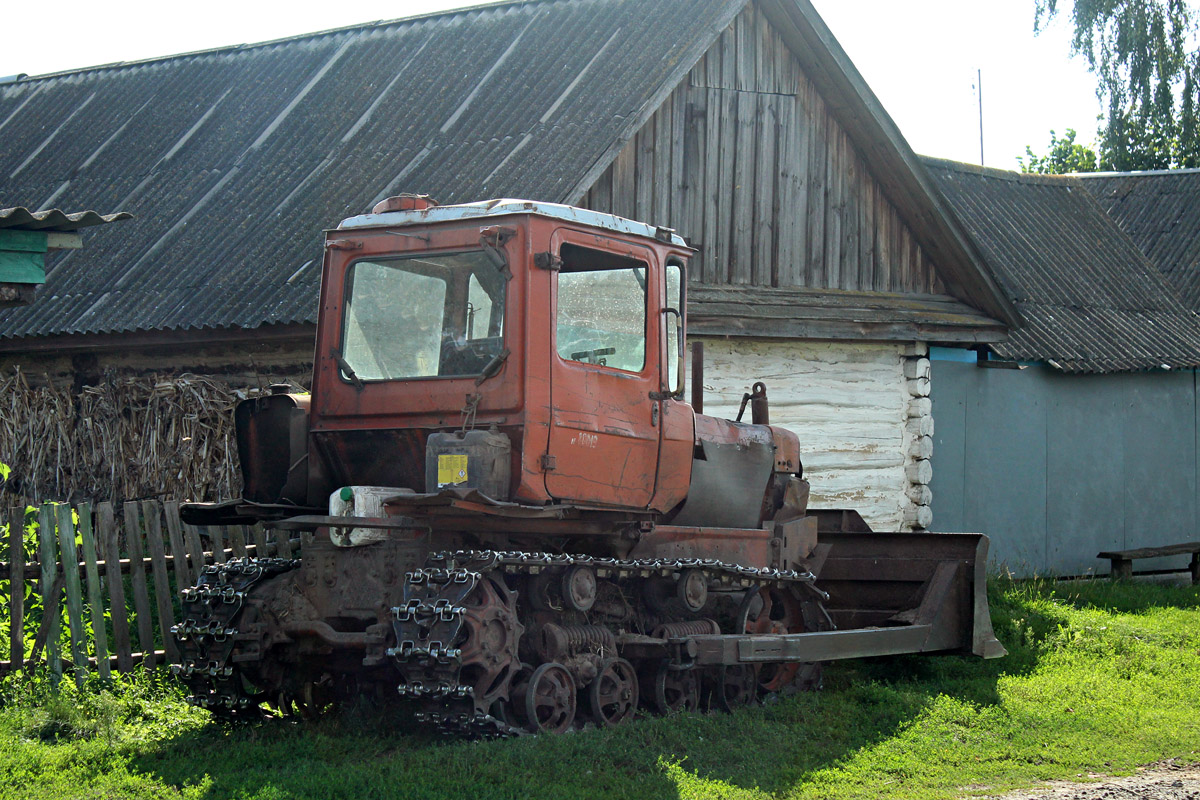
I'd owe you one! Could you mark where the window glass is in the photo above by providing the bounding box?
[666,261,683,392]
[556,243,647,373]
[341,251,505,381]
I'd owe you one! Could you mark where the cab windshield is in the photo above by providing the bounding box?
[340,251,505,381]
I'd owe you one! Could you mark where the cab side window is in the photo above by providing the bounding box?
[555,243,647,373]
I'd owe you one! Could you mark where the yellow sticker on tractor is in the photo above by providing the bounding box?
[438,454,469,487]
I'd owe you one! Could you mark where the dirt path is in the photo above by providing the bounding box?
[969,761,1200,799]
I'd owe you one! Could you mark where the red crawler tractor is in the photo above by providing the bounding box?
[177,196,1004,737]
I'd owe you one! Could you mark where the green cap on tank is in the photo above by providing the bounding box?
[339,486,354,502]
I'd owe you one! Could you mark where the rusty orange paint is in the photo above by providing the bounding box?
[311,211,696,512]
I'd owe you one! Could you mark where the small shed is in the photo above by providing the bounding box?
[923,158,1200,576]
[0,206,127,306]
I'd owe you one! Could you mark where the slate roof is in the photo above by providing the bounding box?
[924,158,1200,373]
[0,0,746,342]
[1079,170,1200,311]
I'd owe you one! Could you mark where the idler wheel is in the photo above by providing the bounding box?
[651,663,699,715]
[677,569,708,612]
[713,664,758,711]
[588,658,639,727]
[519,662,577,734]
[737,586,812,694]
[561,565,597,612]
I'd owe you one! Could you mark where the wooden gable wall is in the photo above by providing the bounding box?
[579,2,943,296]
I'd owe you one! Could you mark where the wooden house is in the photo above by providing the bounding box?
[0,0,1023,529]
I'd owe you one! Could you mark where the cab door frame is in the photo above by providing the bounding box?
[543,227,661,508]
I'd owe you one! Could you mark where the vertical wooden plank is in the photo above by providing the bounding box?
[100,503,132,673]
[702,86,721,284]
[184,522,206,577]
[731,89,757,285]
[652,103,672,227]
[635,120,655,223]
[588,164,613,215]
[207,525,227,564]
[807,99,828,286]
[793,84,812,286]
[734,6,754,92]
[77,502,110,681]
[776,23,799,94]
[755,4,771,92]
[54,504,87,687]
[272,526,294,560]
[682,84,706,256]
[753,93,777,287]
[8,506,25,671]
[611,140,637,222]
[164,501,191,589]
[842,150,860,292]
[670,84,687,235]
[141,500,178,663]
[860,181,876,291]
[775,94,798,287]
[37,504,62,685]
[825,120,843,288]
[717,32,739,284]
[876,192,893,291]
[229,525,248,559]
[653,101,673,227]
[124,501,155,665]
[251,523,268,558]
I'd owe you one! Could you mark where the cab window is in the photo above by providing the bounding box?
[341,250,505,381]
[555,243,647,373]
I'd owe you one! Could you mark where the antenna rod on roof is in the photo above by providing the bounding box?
[977,68,985,166]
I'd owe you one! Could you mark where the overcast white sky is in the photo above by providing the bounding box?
[0,0,1102,170]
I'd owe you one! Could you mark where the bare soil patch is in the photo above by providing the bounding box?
[970,761,1200,799]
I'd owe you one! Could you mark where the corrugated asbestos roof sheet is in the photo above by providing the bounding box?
[924,158,1200,373]
[0,0,745,341]
[1079,170,1200,312]
[0,206,130,232]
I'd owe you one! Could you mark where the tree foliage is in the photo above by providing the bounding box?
[1019,128,1100,173]
[1036,0,1200,169]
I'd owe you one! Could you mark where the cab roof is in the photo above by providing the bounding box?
[338,199,690,248]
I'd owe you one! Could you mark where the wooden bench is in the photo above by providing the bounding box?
[1096,542,1200,583]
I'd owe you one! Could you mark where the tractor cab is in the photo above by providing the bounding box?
[301,197,696,514]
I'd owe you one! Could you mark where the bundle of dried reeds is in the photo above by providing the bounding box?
[0,368,267,504]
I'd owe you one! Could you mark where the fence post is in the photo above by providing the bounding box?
[141,500,178,664]
[251,523,268,558]
[100,503,133,673]
[207,526,226,564]
[7,506,24,671]
[54,504,87,688]
[37,504,62,686]
[78,502,111,681]
[123,501,155,667]
[184,521,206,581]
[164,501,191,589]
[273,526,294,559]
[229,525,248,559]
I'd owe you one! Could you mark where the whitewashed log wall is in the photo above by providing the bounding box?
[694,337,932,531]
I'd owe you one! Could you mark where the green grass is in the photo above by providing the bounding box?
[1,577,1198,800]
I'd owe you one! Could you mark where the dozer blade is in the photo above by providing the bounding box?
[814,530,1006,659]
[691,529,1005,667]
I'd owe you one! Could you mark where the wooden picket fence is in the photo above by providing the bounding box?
[0,499,300,685]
